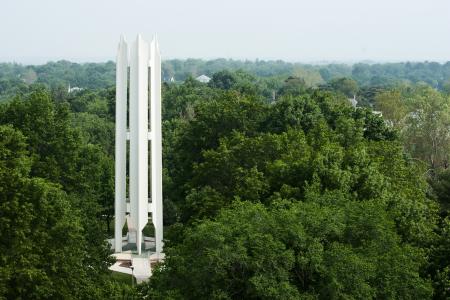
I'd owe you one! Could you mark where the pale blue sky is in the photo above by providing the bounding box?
[1,0,449,64]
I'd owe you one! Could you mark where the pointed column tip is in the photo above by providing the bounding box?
[119,34,128,44]
[152,34,160,53]
[153,34,160,45]
[136,34,145,48]
[117,35,127,56]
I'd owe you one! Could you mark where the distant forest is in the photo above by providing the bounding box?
[1,59,450,101]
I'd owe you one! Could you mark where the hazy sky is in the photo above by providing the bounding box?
[1,0,449,64]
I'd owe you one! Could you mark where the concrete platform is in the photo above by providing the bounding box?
[108,237,164,283]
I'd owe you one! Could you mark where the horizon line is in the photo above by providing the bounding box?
[0,57,449,66]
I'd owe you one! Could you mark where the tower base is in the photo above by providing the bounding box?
[108,237,165,282]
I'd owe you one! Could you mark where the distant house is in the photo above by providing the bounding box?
[196,75,211,83]
[68,84,83,93]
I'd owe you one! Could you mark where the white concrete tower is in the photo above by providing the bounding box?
[114,35,163,256]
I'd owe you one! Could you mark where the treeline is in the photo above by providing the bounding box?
[0,68,450,298]
[0,86,132,298]
[1,59,450,101]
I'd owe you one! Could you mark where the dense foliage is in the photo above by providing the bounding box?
[0,88,122,298]
[145,84,443,299]
[0,60,449,299]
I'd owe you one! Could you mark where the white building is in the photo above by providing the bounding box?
[68,84,83,93]
[196,74,211,83]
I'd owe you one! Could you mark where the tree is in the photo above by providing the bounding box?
[0,90,119,298]
[443,79,450,95]
[0,125,106,299]
[429,168,450,214]
[0,90,81,190]
[144,200,432,299]
[427,217,450,299]
[74,144,114,233]
[402,86,450,169]
[278,76,307,97]
[329,77,358,97]
[374,89,408,128]
[208,70,237,90]
[170,91,268,205]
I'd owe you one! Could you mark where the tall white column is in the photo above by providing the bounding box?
[150,38,164,255]
[114,36,128,253]
[129,35,149,255]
